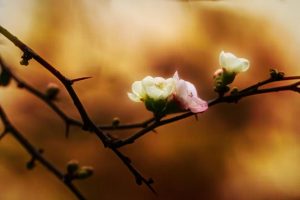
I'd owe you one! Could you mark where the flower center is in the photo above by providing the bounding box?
[155,81,165,89]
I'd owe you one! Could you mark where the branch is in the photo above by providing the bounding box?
[0,25,155,192]
[0,25,108,145]
[112,76,300,148]
[0,105,86,200]
[1,58,154,133]
[99,117,155,130]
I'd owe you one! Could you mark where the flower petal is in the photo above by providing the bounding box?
[219,51,237,68]
[236,58,249,72]
[128,92,142,102]
[188,96,208,113]
[173,71,180,81]
[132,81,145,97]
[185,81,198,97]
[176,79,188,98]
[219,51,250,73]
[173,71,208,113]
[142,76,155,87]
[145,86,163,100]
[163,78,175,97]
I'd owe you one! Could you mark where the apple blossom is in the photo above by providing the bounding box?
[128,72,208,115]
[214,51,250,94]
[173,71,208,113]
[128,76,175,102]
[128,75,175,116]
[219,51,249,74]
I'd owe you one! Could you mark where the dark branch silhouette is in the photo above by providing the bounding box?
[0,105,86,200]
[1,24,300,199]
[111,74,300,148]
[0,25,155,194]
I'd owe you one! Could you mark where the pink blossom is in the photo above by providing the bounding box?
[173,71,208,113]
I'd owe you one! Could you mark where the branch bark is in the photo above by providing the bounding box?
[0,105,86,200]
[0,25,155,193]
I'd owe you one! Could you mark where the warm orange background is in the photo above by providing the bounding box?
[1,0,300,200]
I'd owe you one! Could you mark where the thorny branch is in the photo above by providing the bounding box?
[111,75,300,148]
[0,105,86,200]
[1,24,300,199]
[1,58,153,133]
[0,25,156,195]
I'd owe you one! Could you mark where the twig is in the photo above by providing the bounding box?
[1,58,154,132]
[112,76,300,148]
[0,25,155,192]
[0,105,86,200]
[99,117,155,130]
[0,25,109,145]
[3,24,299,195]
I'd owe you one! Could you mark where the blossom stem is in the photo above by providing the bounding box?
[113,76,300,148]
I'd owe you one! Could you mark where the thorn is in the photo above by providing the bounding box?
[26,148,44,170]
[70,76,92,84]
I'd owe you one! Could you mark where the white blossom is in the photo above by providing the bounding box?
[128,76,175,102]
[219,51,250,74]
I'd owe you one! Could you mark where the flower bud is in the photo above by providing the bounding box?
[219,51,249,74]
[270,69,284,80]
[67,160,79,174]
[74,166,94,180]
[45,83,60,100]
[214,51,250,95]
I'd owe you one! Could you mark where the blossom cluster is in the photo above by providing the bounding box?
[128,51,249,116]
[128,71,208,116]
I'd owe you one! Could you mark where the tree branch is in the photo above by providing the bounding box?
[112,76,300,148]
[0,25,155,192]
[0,25,108,145]
[1,58,154,133]
[3,24,298,196]
[0,105,86,200]
[99,117,155,130]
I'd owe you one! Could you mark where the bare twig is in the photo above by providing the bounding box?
[99,117,155,130]
[2,24,299,196]
[0,105,86,200]
[1,58,154,132]
[0,25,109,144]
[0,25,155,192]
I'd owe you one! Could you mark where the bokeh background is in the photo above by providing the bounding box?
[1,0,300,199]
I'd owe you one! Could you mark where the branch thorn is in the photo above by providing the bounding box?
[70,76,92,84]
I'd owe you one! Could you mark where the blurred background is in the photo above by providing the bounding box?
[1,0,300,199]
